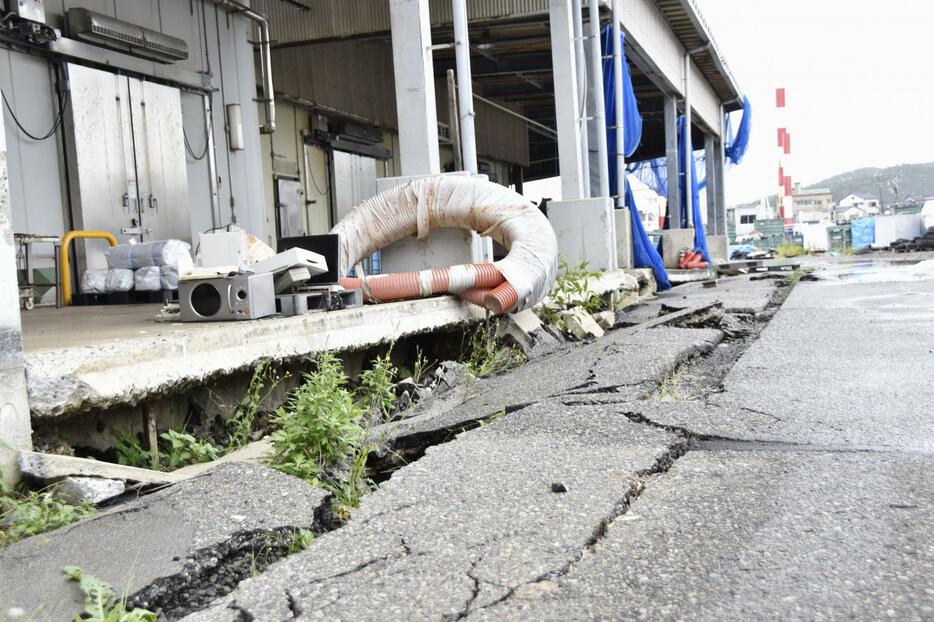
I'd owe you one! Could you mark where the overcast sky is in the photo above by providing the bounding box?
[701,0,934,205]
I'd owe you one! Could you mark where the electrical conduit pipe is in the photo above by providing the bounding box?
[333,175,558,314]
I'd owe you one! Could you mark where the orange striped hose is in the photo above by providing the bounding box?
[339,262,520,313]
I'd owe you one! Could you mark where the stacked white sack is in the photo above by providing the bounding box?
[134,266,162,291]
[81,269,135,293]
[330,175,558,310]
[160,266,179,290]
[106,240,192,270]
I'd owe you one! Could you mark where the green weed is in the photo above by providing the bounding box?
[541,259,606,324]
[63,566,155,622]
[462,320,526,378]
[411,346,433,385]
[286,528,316,555]
[0,489,95,548]
[228,361,290,449]
[114,429,222,472]
[266,353,374,514]
[775,240,806,258]
[357,350,398,421]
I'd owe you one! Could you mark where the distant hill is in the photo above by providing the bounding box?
[806,162,934,205]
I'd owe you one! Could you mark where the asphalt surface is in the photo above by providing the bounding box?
[16,259,931,621]
[0,463,329,621]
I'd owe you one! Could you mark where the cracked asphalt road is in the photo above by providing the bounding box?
[184,260,933,621]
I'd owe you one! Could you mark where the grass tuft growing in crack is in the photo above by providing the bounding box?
[265,352,374,520]
[115,429,224,472]
[64,566,156,621]
[539,259,606,325]
[227,361,290,450]
[462,319,526,378]
[0,485,96,548]
[357,349,398,423]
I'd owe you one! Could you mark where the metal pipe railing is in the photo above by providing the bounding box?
[211,0,276,134]
[59,230,118,306]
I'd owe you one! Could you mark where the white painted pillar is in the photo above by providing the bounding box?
[610,0,625,207]
[571,0,590,198]
[664,94,680,228]
[716,105,728,236]
[389,0,440,176]
[452,0,478,175]
[0,125,32,485]
[586,0,609,198]
[682,52,693,226]
[549,0,585,200]
[704,133,718,234]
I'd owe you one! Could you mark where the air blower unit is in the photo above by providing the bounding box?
[66,8,188,63]
[179,273,275,322]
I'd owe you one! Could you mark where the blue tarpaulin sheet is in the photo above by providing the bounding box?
[851,218,875,248]
[626,179,671,290]
[601,27,670,290]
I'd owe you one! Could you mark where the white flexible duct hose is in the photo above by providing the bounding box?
[331,175,558,311]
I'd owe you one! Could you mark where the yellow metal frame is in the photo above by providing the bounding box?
[60,230,119,305]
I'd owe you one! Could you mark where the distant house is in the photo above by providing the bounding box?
[729,197,777,239]
[834,194,881,224]
[792,185,833,215]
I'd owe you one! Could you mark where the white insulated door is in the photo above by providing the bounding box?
[67,64,190,269]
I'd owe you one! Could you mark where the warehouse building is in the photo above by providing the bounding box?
[0,0,744,475]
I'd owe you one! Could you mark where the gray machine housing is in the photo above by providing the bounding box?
[179,273,275,322]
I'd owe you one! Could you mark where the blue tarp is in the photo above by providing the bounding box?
[851,218,875,248]
[725,96,752,165]
[600,27,670,290]
[626,179,671,290]
[680,117,710,262]
[602,27,642,196]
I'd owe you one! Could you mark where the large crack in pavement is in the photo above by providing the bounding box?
[176,277,800,622]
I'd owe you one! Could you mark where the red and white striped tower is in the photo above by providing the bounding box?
[776,87,793,225]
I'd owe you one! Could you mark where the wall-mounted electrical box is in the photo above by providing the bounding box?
[226,104,244,151]
[9,0,46,23]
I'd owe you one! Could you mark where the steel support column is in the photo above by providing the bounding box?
[389,0,440,176]
[586,0,609,198]
[716,105,728,235]
[704,133,718,234]
[572,0,590,197]
[452,0,478,175]
[549,0,585,200]
[663,94,680,228]
[0,123,32,485]
[611,0,625,207]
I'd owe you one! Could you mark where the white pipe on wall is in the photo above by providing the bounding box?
[611,0,624,208]
[683,43,709,226]
[452,0,478,174]
[211,0,276,134]
[588,0,609,198]
[572,0,590,198]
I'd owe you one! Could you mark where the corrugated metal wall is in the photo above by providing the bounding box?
[271,41,529,166]
[255,0,549,46]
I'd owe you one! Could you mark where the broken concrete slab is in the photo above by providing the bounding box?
[180,400,682,621]
[556,308,604,340]
[19,450,184,486]
[593,310,616,331]
[24,296,487,419]
[658,273,780,316]
[370,325,722,463]
[54,476,125,505]
[0,462,329,621]
[479,449,934,621]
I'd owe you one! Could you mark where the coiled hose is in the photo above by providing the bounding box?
[331,175,557,314]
